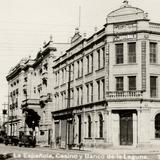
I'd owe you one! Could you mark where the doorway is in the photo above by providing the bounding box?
[78,115,81,144]
[120,112,133,145]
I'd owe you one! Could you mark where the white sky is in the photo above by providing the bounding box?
[0,0,160,120]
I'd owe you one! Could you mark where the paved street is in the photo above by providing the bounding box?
[0,144,160,160]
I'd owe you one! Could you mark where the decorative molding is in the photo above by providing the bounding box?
[105,44,109,91]
[141,41,147,90]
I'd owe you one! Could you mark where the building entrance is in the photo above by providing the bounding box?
[120,112,133,145]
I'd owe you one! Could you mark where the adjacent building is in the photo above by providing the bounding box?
[6,38,70,145]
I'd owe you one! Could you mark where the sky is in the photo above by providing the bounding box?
[0,0,160,121]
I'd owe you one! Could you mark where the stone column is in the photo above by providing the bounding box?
[112,112,119,146]
[74,116,78,145]
[137,107,150,146]
[137,109,141,146]
[150,118,155,140]
[133,113,138,146]
[107,109,112,145]
[103,109,108,143]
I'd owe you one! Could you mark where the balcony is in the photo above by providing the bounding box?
[106,90,144,100]
[40,93,53,103]
[21,99,40,108]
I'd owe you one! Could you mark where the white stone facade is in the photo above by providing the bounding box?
[51,2,160,149]
[6,40,70,145]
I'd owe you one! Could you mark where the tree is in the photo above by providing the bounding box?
[23,108,40,131]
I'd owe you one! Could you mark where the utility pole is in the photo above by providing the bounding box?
[10,96,14,136]
[65,64,72,149]
[24,90,28,135]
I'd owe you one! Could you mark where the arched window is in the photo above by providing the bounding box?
[155,113,160,138]
[88,115,91,138]
[99,114,103,138]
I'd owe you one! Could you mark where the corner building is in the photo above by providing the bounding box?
[52,2,160,148]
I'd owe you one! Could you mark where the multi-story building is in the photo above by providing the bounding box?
[6,37,70,145]
[6,58,30,136]
[6,1,160,149]
[51,1,160,148]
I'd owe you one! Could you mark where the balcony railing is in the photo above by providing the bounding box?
[106,90,144,99]
[9,115,17,120]
[21,99,39,107]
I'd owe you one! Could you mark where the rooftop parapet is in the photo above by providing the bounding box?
[106,1,148,24]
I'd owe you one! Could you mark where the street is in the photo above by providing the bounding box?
[0,144,160,160]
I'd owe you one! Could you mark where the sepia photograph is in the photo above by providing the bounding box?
[0,0,160,159]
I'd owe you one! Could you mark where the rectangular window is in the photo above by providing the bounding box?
[102,47,105,68]
[77,61,80,78]
[77,88,79,105]
[97,47,105,70]
[81,59,83,77]
[116,77,123,91]
[97,81,100,100]
[150,76,157,97]
[90,83,93,102]
[128,42,136,63]
[62,69,64,83]
[116,44,123,64]
[86,54,93,74]
[128,76,136,90]
[72,63,74,80]
[80,86,83,105]
[64,68,67,83]
[102,79,105,99]
[87,55,89,74]
[90,53,93,73]
[86,84,89,103]
[97,49,100,69]
[150,42,157,63]
[71,89,74,107]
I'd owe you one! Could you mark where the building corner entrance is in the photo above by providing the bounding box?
[120,112,133,145]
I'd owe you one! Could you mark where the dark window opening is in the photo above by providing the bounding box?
[88,115,91,138]
[155,114,160,138]
[150,76,157,97]
[128,76,136,90]
[99,114,103,138]
[116,77,123,91]
[116,44,123,64]
[128,42,136,63]
[150,42,157,63]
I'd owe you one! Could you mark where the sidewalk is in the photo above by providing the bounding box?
[91,146,160,155]
[38,144,160,155]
